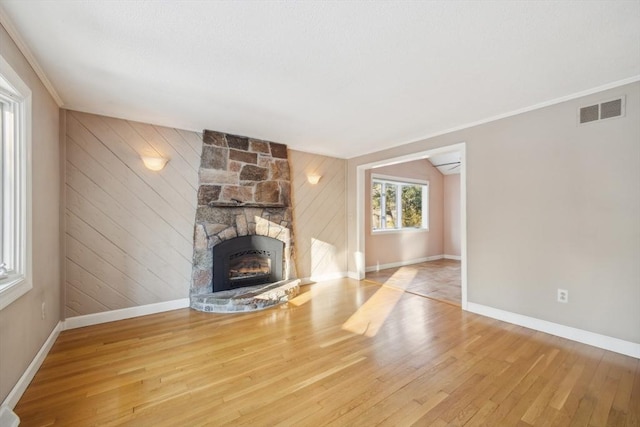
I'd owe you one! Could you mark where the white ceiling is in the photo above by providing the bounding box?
[428,152,461,176]
[1,1,638,159]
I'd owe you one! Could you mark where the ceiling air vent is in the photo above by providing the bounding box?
[600,98,623,119]
[578,96,625,125]
[579,105,599,123]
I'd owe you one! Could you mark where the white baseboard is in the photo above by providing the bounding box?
[466,302,640,359]
[365,255,444,273]
[3,298,190,408]
[444,254,461,260]
[0,405,19,426]
[2,321,63,408]
[63,298,190,330]
[347,271,361,280]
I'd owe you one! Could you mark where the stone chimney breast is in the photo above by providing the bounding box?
[191,130,297,300]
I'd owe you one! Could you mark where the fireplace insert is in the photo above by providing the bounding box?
[212,235,284,292]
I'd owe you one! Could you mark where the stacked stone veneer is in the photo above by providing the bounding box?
[190,130,297,300]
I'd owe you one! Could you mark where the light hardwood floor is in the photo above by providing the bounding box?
[15,279,639,426]
[366,259,462,306]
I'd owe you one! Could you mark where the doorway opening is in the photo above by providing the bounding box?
[355,143,467,309]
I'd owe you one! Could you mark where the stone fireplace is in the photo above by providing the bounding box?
[190,130,299,312]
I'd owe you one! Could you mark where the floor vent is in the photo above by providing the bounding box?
[579,96,625,125]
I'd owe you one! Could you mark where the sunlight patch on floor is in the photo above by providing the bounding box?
[365,260,461,305]
[342,284,406,337]
[288,289,313,306]
[372,267,418,290]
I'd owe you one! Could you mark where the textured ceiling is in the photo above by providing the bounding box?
[1,1,638,158]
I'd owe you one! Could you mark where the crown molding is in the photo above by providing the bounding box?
[350,75,640,159]
[0,5,64,107]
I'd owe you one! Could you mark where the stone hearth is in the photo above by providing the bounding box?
[190,279,301,313]
[190,130,297,312]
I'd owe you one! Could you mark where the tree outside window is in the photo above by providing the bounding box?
[401,184,422,227]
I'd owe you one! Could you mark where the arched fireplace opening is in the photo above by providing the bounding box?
[212,235,284,292]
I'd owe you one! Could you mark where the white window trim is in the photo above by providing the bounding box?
[0,54,32,311]
[371,173,429,234]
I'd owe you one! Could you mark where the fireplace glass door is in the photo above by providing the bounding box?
[212,235,284,292]
[229,250,272,283]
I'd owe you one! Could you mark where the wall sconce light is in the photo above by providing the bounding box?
[307,174,321,185]
[141,156,168,171]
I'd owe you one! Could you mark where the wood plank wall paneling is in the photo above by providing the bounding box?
[64,111,202,317]
[289,150,347,279]
[64,112,347,316]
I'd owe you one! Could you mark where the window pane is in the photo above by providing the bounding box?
[1,97,17,272]
[0,103,4,266]
[401,185,422,227]
[371,181,382,230]
[384,184,397,228]
[0,59,33,308]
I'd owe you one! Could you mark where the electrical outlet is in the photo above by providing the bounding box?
[41,302,46,319]
[557,289,569,303]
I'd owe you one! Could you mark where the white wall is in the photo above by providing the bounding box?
[348,82,640,344]
[443,174,461,257]
[0,24,61,403]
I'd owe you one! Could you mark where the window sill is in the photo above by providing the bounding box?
[371,227,429,235]
[0,274,32,311]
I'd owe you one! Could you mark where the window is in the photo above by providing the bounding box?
[0,55,32,310]
[371,175,428,232]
